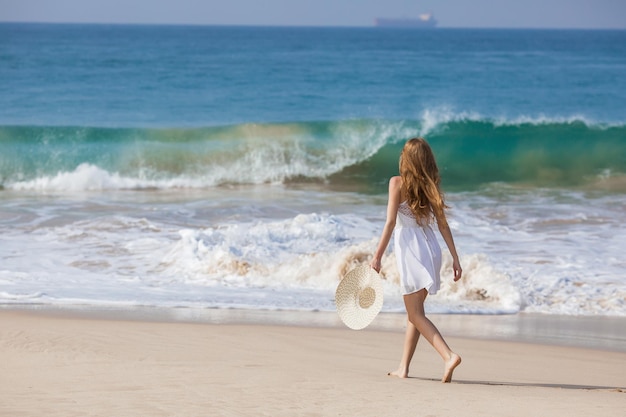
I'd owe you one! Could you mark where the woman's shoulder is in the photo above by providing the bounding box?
[389,176,402,187]
[388,176,404,199]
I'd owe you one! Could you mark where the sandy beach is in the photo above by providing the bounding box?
[1,309,624,417]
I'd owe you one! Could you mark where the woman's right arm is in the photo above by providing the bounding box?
[370,176,402,273]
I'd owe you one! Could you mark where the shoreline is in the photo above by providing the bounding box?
[3,304,625,352]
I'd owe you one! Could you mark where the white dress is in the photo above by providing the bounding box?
[394,201,442,295]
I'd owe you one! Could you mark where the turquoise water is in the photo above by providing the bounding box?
[1,120,625,191]
[2,24,625,190]
[0,24,625,317]
[2,24,625,126]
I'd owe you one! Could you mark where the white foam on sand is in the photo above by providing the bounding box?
[0,186,624,317]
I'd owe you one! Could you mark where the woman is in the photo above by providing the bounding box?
[370,137,463,383]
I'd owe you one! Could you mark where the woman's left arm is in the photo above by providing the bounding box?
[437,216,463,281]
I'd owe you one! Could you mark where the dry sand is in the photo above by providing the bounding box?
[1,309,625,417]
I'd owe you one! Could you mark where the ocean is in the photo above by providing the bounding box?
[1,23,625,317]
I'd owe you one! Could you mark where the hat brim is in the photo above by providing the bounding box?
[335,265,384,330]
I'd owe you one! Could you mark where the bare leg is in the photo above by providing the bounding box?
[403,289,461,383]
[388,319,420,378]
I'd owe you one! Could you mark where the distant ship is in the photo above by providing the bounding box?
[375,13,437,28]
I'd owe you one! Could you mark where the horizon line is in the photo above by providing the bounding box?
[1,20,625,31]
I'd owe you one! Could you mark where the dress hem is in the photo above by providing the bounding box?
[401,283,438,296]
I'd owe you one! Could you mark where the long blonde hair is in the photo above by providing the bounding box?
[399,138,448,223]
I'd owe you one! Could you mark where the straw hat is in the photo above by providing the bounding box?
[335,265,384,330]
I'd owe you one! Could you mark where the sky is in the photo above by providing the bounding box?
[1,0,625,29]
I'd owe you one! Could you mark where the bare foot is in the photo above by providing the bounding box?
[387,368,408,378]
[442,353,461,383]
